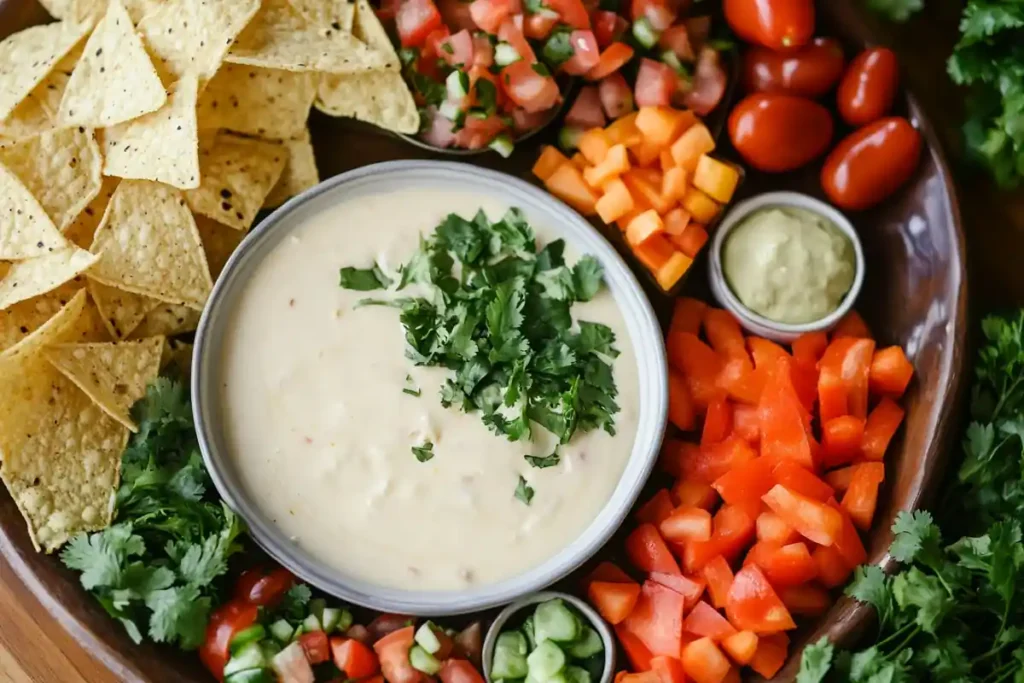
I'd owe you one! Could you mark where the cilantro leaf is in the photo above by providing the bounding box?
[890,510,943,565]
[571,256,603,302]
[535,266,576,301]
[339,263,392,291]
[412,441,435,462]
[61,525,145,590]
[796,637,834,683]
[514,475,535,505]
[845,565,894,629]
[437,213,485,265]
[865,0,924,22]
[575,321,619,358]
[892,567,951,634]
[145,584,210,648]
[525,451,560,468]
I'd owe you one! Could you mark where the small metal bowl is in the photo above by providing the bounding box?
[707,191,866,343]
[482,591,616,683]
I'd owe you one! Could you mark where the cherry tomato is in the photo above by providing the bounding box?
[837,47,900,126]
[742,37,846,97]
[727,93,834,172]
[723,0,815,50]
[233,567,294,607]
[199,600,259,680]
[821,116,921,210]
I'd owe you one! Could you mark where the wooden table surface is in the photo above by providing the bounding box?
[2,2,1023,682]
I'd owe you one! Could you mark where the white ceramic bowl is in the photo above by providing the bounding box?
[192,161,668,615]
[482,591,615,683]
[708,191,865,343]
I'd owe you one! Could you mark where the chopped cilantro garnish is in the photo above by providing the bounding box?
[412,441,435,462]
[403,374,422,397]
[531,62,552,77]
[441,42,454,54]
[525,451,560,469]
[339,262,392,290]
[515,475,535,505]
[541,30,575,69]
[474,79,498,116]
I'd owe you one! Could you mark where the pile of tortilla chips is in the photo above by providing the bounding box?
[0,0,416,553]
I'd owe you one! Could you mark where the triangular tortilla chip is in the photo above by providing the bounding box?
[57,0,167,127]
[289,0,355,31]
[0,20,90,122]
[0,127,103,231]
[0,162,71,259]
[44,336,164,432]
[0,247,98,309]
[88,179,213,309]
[0,45,82,142]
[184,132,286,230]
[102,74,200,190]
[135,0,261,84]
[0,288,86,367]
[351,0,398,60]
[87,278,160,340]
[0,280,86,355]
[65,176,118,248]
[197,64,317,141]
[264,129,319,208]
[196,215,246,280]
[129,302,200,339]
[38,0,109,23]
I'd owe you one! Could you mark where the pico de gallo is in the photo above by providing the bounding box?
[375,0,730,154]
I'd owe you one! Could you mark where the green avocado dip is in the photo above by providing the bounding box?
[722,207,856,325]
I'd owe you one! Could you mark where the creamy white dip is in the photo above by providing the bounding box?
[219,188,640,591]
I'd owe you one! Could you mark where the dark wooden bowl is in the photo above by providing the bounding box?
[0,1,967,681]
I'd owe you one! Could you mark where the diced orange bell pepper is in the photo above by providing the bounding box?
[818,337,876,422]
[725,565,795,634]
[841,461,885,531]
[756,512,798,546]
[670,297,707,334]
[821,415,867,468]
[686,437,758,484]
[621,580,687,657]
[673,477,719,511]
[861,397,905,461]
[791,331,829,364]
[692,155,740,204]
[615,625,654,671]
[749,633,789,678]
[633,234,675,272]
[759,361,815,469]
[762,485,843,547]
[670,123,716,172]
[635,489,676,526]
[751,542,817,587]
[711,456,775,507]
[578,128,613,165]
[649,656,686,683]
[596,177,636,224]
[532,146,570,182]
[812,544,852,588]
[681,638,732,683]
[869,346,914,398]
[668,371,697,431]
[702,556,734,610]
[660,506,713,543]
[662,167,689,205]
[584,560,634,587]
[626,523,681,575]
[772,461,835,502]
[655,252,693,291]
[648,572,706,611]
[684,601,737,641]
[731,404,760,444]
[606,112,644,146]
[670,222,709,259]
[544,163,599,215]
[721,631,758,666]
[660,150,677,174]
[827,498,868,568]
[832,310,872,339]
[778,584,831,617]
[680,186,720,225]
[626,209,665,246]
[636,106,697,147]
[585,143,632,188]
[663,207,691,236]
[824,464,858,494]
[701,398,733,446]
[624,169,673,213]
[588,580,642,624]
[666,331,725,409]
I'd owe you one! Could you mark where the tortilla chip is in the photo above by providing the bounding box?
[227,0,392,74]
[0,355,127,552]
[263,129,319,208]
[0,163,72,259]
[87,278,160,340]
[44,336,163,432]
[0,280,87,354]
[57,0,167,127]
[0,20,90,122]
[351,0,397,60]
[102,74,200,190]
[0,248,98,309]
[135,0,261,84]
[0,287,86,366]
[38,0,108,22]
[290,0,355,31]
[196,215,245,280]
[197,64,317,141]
[0,127,103,232]
[88,179,213,309]
[0,46,82,142]
[65,176,118,249]
[185,132,286,230]
[129,302,201,338]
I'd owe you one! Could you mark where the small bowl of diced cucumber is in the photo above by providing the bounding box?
[483,592,615,683]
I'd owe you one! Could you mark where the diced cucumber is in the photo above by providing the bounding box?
[580,654,604,682]
[321,607,347,634]
[491,631,529,679]
[224,642,268,678]
[631,17,660,49]
[224,669,276,683]
[534,599,580,644]
[259,640,281,661]
[547,673,570,683]
[439,100,464,125]
[568,627,604,659]
[416,622,443,655]
[527,641,566,680]
[268,619,294,643]
[489,134,515,159]
[410,644,442,675]
[522,615,537,651]
[564,665,592,683]
[230,625,266,655]
[271,642,315,682]
[557,126,583,153]
[302,613,322,633]
[660,49,684,73]
[309,598,326,621]
[495,42,521,66]
[446,70,470,101]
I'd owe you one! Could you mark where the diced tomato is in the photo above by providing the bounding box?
[749,633,789,678]
[500,61,560,112]
[473,34,495,66]
[469,0,516,32]
[565,85,607,128]
[762,485,842,547]
[498,16,537,62]
[778,584,831,617]
[346,624,373,645]
[562,30,601,75]
[421,107,458,148]
[684,505,756,573]
[821,415,867,468]
[659,24,695,61]
[725,565,795,634]
[592,9,628,47]
[299,631,331,665]
[616,625,655,671]
[626,523,681,574]
[368,615,415,643]
[332,637,381,678]
[842,461,885,531]
[648,572,706,610]
[454,114,506,149]
[199,600,259,680]
[702,556,734,609]
[437,0,477,31]
[649,655,686,683]
[760,360,815,469]
[756,511,797,545]
[375,627,424,683]
[666,331,725,409]
[547,0,591,28]
[437,29,475,67]
[683,47,727,115]
[818,337,876,422]
[397,0,444,47]
[684,601,737,641]
[588,580,642,624]
[660,506,713,543]
[636,489,676,526]
[440,659,485,683]
[587,42,635,81]
[681,638,732,683]
[234,567,295,608]
[869,346,914,397]
[861,397,905,461]
[510,107,546,132]
[525,11,559,39]
[635,58,677,108]
[631,0,675,30]
[772,461,834,502]
[621,580,687,656]
[828,498,868,569]
[752,542,817,587]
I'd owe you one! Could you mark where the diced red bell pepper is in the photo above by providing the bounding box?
[771,461,835,502]
[332,637,380,678]
[731,404,760,444]
[673,477,719,510]
[681,638,732,683]
[759,360,815,469]
[649,571,706,611]
[818,337,876,422]
[588,580,642,624]
[762,485,843,547]
[749,542,817,587]
[821,415,867,468]
[812,544,852,588]
[749,633,789,678]
[717,357,762,406]
[828,497,868,569]
[684,601,737,641]
[756,512,798,546]
[869,346,914,398]
[668,371,697,431]
[861,398,905,461]
[397,0,444,47]
[721,630,758,666]
[778,584,831,617]
[649,655,686,683]
[791,331,829,364]
[626,523,681,575]
[841,461,885,531]
[686,437,758,484]
[824,464,858,494]
[660,506,713,543]
[684,505,756,573]
[636,489,676,526]
[667,331,725,409]
[832,310,872,339]
[635,58,677,108]
[584,560,634,586]
[616,625,654,671]
[621,580,687,657]
[670,297,707,334]
[711,456,775,507]
[619,672,660,683]
[701,399,733,446]
[660,439,699,478]
[724,565,796,634]
[702,555,734,610]
[750,338,815,412]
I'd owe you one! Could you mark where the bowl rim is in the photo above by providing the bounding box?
[481,591,616,683]
[707,191,866,342]
[190,159,669,615]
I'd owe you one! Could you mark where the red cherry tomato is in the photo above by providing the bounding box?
[723,0,815,50]
[727,93,834,172]
[742,37,846,97]
[837,47,900,126]
[199,600,259,680]
[233,567,295,607]
[821,116,922,210]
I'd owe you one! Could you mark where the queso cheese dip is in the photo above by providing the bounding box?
[218,188,640,591]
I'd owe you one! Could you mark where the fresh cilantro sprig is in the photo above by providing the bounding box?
[863,0,924,22]
[61,379,245,650]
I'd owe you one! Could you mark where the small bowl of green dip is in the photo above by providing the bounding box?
[708,191,865,342]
